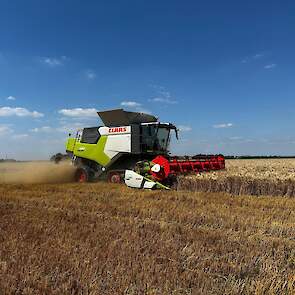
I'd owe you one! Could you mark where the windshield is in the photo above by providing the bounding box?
[141,125,171,153]
[156,127,170,151]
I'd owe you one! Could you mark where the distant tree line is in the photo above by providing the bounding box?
[50,153,71,164]
[0,159,17,163]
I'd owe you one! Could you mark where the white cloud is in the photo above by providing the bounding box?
[30,126,53,133]
[6,96,16,101]
[213,123,233,128]
[178,125,192,132]
[120,101,141,108]
[56,122,84,133]
[159,90,171,98]
[0,127,29,141]
[243,139,254,143]
[58,108,98,118]
[12,134,29,140]
[0,125,13,136]
[264,63,277,69]
[85,70,96,80]
[242,53,265,63]
[0,107,44,118]
[120,101,150,114]
[253,53,264,59]
[149,97,178,104]
[149,85,178,104]
[29,123,84,134]
[40,56,67,67]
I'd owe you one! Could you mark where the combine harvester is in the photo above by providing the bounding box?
[66,109,225,189]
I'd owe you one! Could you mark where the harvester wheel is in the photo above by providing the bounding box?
[108,172,122,184]
[75,167,89,183]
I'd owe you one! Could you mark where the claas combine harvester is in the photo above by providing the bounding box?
[65,109,225,189]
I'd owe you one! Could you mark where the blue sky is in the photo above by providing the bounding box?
[1,0,295,159]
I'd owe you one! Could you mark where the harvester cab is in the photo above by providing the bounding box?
[65,108,225,189]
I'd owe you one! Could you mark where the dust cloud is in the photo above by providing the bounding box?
[0,161,76,184]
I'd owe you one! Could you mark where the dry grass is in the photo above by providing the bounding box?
[0,182,294,294]
[178,159,295,197]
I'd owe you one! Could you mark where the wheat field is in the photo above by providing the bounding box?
[178,159,295,197]
[0,181,294,294]
[197,159,295,181]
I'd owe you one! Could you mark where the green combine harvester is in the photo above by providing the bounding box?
[66,109,225,189]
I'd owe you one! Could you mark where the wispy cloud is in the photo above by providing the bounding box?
[6,96,16,101]
[120,101,141,108]
[149,85,178,104]
[178,125,192,132]
[0,125,26,140]
[243,139,254,143]
[120,101,150,114]
[12,134,29,140]
[0,126,28,141]
[30,126,53,133]
[242,53,265,63]
[29,123,84,134]
[0,107,44,118]
[253,53,264,59]
[85,69,96,80]
[213,123,233,128]
[229,136,242,140]
[149,97,178,104]
[0,125,13,136]
[242,53,277,70]
[58,108,98,118]
[56,122,84,133]
[264,63,277,69]
[40,56,67,67]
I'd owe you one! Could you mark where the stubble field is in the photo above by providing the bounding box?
[0,160,294,294]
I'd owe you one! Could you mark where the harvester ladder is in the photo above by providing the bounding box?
[71,130,82,162]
